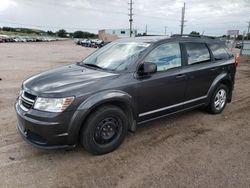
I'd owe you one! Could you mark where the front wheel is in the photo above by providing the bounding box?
[80,105,128,155]
[207,84,228,114]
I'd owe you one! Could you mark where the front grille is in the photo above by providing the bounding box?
[24,92,36,100]
[19,91,37,111]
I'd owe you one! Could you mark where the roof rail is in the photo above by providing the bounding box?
[135,34,165,37]
[171,34,217,39]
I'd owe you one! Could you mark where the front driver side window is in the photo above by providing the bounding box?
[145,43,182,72]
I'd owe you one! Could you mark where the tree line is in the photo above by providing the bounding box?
[0,27,98,38]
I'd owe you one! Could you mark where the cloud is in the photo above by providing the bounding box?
[0,0,249,35]
[65,0,92,8]
[0,0,17,12]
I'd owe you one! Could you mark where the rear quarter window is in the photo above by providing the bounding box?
[209,43,231,60]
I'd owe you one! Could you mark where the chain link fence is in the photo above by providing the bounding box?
[241,41,250,56]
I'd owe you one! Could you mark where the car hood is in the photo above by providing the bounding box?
[23,64,119,95]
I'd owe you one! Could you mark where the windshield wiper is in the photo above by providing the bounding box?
[84,63,104,70]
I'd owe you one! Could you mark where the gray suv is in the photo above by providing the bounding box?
[15,35,237,155]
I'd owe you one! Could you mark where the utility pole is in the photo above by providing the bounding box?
[180,2,186,35]
[164,26,167,35]
[247,21,250,40]
[145,24,147,35]
[128,0,133,37]
[242,31,246,47]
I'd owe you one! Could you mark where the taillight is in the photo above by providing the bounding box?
[235,53,240,67]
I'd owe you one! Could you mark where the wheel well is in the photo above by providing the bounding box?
[79,101,135,136]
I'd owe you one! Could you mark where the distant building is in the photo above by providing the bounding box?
[98,29,137,42]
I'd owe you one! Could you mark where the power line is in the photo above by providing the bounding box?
[136,27,165,35]
[1,19,247,36]
[134,14,179,22]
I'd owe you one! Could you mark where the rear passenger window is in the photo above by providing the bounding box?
[209,43,230,60]
[185,43,210,65]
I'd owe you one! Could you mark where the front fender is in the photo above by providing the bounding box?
[77,90,133,111]
[66,90,136,144]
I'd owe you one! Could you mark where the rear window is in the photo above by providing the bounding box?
[185,43,210,65]
[209,43,230,60]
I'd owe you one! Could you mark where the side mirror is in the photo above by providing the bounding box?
[142,62,157,74]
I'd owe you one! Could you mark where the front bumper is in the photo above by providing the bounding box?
[15,101,84,149]
[17,123,75,149]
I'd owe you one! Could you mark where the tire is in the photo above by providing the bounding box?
[207,84,228,114]
[80,105,128,155]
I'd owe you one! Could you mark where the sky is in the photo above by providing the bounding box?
[0,0,249,36]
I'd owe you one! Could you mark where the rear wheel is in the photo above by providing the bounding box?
[80,105,128,155]
[207,84,228,114]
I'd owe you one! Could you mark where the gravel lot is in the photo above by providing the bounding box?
[0,40,250,188]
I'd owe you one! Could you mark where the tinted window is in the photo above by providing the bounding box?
[209,43,230,60]
[185,43,210,65]
[145,43,182,72]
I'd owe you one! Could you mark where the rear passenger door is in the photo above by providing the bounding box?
[182,42,220,100]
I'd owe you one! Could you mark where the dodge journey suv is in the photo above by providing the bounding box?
[15,35,237,155]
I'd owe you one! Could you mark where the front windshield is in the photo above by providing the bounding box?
[80,42,150,71]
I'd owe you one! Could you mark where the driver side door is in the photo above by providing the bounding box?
[136,42,188,122]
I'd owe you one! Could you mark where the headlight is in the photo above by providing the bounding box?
[34,96,74,112]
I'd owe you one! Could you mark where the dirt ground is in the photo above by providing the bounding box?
[0,40,250,188]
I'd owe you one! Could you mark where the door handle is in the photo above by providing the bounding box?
[210,67,218,71]
[175,74,186,79]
